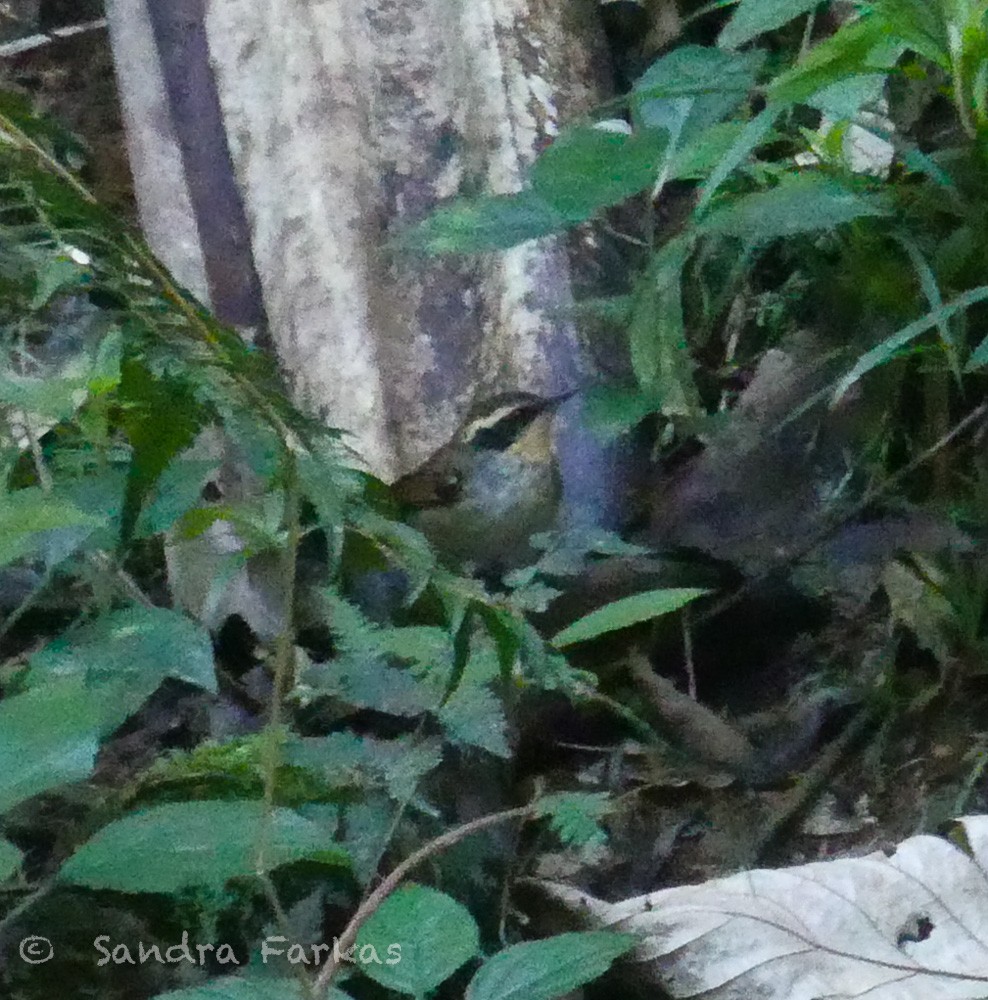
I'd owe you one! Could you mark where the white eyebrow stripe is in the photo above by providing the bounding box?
[461,404,532,443]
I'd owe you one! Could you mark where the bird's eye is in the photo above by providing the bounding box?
[437,471,462,503]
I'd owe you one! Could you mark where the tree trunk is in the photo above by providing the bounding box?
[105,0,611,479]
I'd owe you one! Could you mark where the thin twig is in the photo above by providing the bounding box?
[627,652,755,776]
[751,705,877,865]
[681,607,696,700]
[256,448,301,870]
[312,804,535,993]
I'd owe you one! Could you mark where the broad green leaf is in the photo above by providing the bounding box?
[628,236,701,413]
[808,73,890,119]
[698,104,780,209]
[401,190,567,255]
[719,0,824,50]
[287,733,442,800]
[120,355,204,543]
[0,678,104,812]
[832,285,988,394]
[768,16,904,106]
[135,456,220,537]
[0,838,23,880]
[702,173,889,244]
[355,884,479,996]
[873,0,949,66]
[669,120,746,180]
[439,682,510,757]
[552,588,709,647]
[582,385,665,442]
[340,796,396,886]
[0,487,105,567]
[304,653,436,718]
[154,977,352,1000]
[29,605,217,707]
[632,46,764,149]
[531,126,668,222]
[46,468,128,559]
[0,367,87,421]
[60,801,347,894]
[465,932,638,1000]
[29,252,90,309]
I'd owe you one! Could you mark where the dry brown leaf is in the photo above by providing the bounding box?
[540,814,988,999]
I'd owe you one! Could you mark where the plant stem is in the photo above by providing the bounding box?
[312,804,535,993]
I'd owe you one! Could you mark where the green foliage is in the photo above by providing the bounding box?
[0,678,104,812]
[355,884,479,996]
[0,79,627,1000]
[154,980,329,1000]
[464,931,638,1000]
[0,837,23,880]
[552,588,710,647]
[534,791,613,852]
[719,0,826,50]
[29,604,217,700]
[12,3,988,998]
[0,486,105,566]
[59,801,347,893]
[531,127,669,222]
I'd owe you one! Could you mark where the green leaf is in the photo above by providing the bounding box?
[531,126,668,222]
[29,252,90,309]
[552,588,709,647]
[872,0,949,66]
[0,334,110,424]
[632,46,765,149]
[153,977,353,1000]
[120,355,204,543]
[0,678,104,812]
[0,488,105,567]
[702,173,889,244]
[465,932,638,1000]
[0,838,23,880]
[698,104,780,209]
[34,470,128,562]
[836,285,988,393]
[287,733,442,800]
[768,16,904,106]
[306,654,436,718]
[808,72,891,119]
[60,801,347,894]
[401,190,567,255]
[534,792,612,851]
[29,605,217,707]
[669,120,747,180]
[439,682,510,758]
[352,509,437,598]
[339,797,395,886]
[719,0,824,49]
[355,884,479,996]
[136,456,221,537]
[628,236,701,413]
[581,385,664,442]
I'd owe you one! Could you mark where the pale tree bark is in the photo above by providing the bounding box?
[104,0,611,480]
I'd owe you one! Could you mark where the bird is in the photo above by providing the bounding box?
[391,391,573,577]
